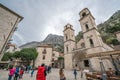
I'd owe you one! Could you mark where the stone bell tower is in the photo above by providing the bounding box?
[79,8,104,49]
[63,23,76,69]
[79,8,114,71]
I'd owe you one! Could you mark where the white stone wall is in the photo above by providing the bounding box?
[64,53,73,69]
[35,47,52,67]
[6,46,15,52]
[83,30,103,48]
[0,5,22,60]
[77,39,84,49]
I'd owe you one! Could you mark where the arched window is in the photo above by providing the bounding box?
[43,55,45,60]
[89,39,94,47]
[66,46,68,52]
[84,60,89,67]
[52,53,55,57]
[81,43,85,48]
[42,48,46,54]
[82,12,86,17]
[66,35,68,40]
[85,24,89,31]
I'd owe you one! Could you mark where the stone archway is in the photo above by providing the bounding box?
[72,49,87,70]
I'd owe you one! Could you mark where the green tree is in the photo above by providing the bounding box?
[1,52,13,61]
[55,44,64,53]
[58,56,64,68]
[13,51,21,59]
[106,37,120,45]
[106,23,120,33]
[75,31,83,43]
[58,56,64,60]
[20,48,38,66]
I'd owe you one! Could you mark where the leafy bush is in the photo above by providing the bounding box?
[75,31,83,43]
[106,37,120,45]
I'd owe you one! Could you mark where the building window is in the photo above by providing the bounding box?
[52,58,54,61]
[81,43,85,48]
[85,24,89,31]
[84,60,89,67]
[66,35,68,40]
[82,12,86,17]
[43,55,45,60]
[89,39,94,47]
[52,53,55,57]
[66,46,68,52]
[42,48,46,54]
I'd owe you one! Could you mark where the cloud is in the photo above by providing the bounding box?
[1,0,120,46]
[12,32,26,45]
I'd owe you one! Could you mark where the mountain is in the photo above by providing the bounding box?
[19,41,39,49]
[98,10,120,34]
[19,34,63,49]
[42,34,63,45]
[98,10,120,44]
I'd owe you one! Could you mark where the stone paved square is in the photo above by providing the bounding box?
[0,69,86,80]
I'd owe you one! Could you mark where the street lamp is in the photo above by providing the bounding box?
[99,53,107,80]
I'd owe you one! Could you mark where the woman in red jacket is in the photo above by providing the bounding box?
[36,64,47,80]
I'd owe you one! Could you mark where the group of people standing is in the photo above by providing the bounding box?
[8,65,24,80]
[8,65,34,80]
[36,63,82,80]
[8,64,84,80]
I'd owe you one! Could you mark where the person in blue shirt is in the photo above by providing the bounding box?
[73,69,77,80]
[31,68,35,77]
[14,66,19,80]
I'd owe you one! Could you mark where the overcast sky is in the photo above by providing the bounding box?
[0,0,120,46]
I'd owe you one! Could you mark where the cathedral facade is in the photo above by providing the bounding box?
[64,8,116,71]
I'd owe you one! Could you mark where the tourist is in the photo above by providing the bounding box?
[107,68,115,77]
[8,65,15,80]
[36,64,47,80]
[81,68,84,78]
[31,68,35,77]
[19,68,24,79]
[14,66,19,80]
[59,68,66,80]
[47,65,51,73]
[73,69,77,79]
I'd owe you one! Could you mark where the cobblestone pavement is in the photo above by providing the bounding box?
[0,69,86,80]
